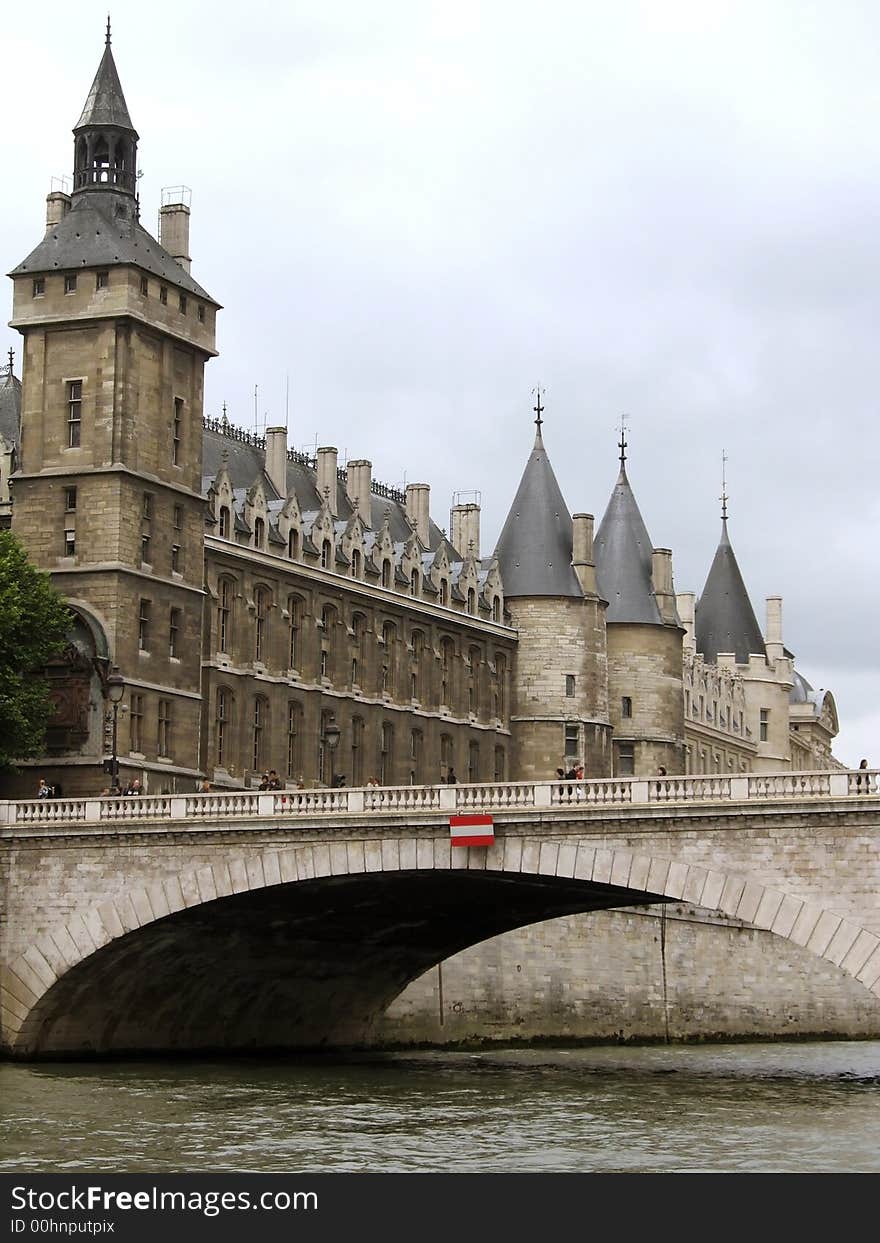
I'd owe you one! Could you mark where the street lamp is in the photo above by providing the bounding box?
[322,716,341,788]
[106,665,125,791]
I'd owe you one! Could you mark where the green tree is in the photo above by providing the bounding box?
[0,530,72,769]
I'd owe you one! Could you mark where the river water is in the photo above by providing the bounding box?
[1,1042,878,1174]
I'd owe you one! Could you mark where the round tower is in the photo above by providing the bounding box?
[494,398,611,779]
[594,432,685,776]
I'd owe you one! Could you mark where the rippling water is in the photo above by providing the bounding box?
[1,1042,879,1173]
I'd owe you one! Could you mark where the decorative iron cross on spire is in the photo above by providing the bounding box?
[720,450,729,521]
[532,385,544,433]
[618,413,629,466]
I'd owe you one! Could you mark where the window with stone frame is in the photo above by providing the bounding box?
[350,716,364,786]
[216,688,230,767]
[468,740,480,782]
[381,622,396,694]
[410,728,423,784]
[172,397,183,466]
[172,505,183,574]
[138,599,151,651]
[217,578,234,654]
[254,586,270,663]
[219,506,231,539]
[288,528,299,559]
[468,645,481,715]
[440,733,453,779]
[321,539,332,570]
[169,607,181,659]
[467,587,476,614]
[440,636,455,707]
[350,611,367,688]
[351,548,361,578]
[141,492,153,564]
[381,559,391,589]
[67,380,82,448]
[287,595,302,670]
[157,699,173,757]
[286,701,302,779]
[252,696,268,772]
[320,605,337,682]
[617,742,635,776]
[410,630,425,702]
[379,721,394,785]
[130,693,144,754]
[494,653,507,718]
[254,517,266,551]
[494,746,506,782]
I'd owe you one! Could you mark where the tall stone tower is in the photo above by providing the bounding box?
[494,402,611,778]
[594,437,685,776]
[7,26,219,793]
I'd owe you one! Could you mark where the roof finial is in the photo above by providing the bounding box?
[106,14,112,45]
[720,450,729,521]
[532,385,544,435]
[618,413,629,466]
[7,348,14,376]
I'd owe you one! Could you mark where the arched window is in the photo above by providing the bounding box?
[321,604,336,681]
[217,578,234,653]
[254,517,266,550]
[467,587,476,614]
[381,559,391,589]
[252,696,268,772]
[254,587,270,662]
[216,688,231,767]
[286,701,302,780]
[287,595,301,670]
[219,506,231,539]
[492,595,501,623]
[410,630,424,702]
[351,612,366,688]
[321,539,332,570]
[288,528,299,559]
[351,549,362,578]
[439,579,448,606]
[468,645,481,715]
[494,653,507,718]
[410,569,419,597]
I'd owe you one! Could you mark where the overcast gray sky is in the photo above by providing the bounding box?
[3,1,877,765]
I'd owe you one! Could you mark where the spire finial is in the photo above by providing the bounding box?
[618,413,629,466]
[532,385,544,435]
[105,14,111,45]
[7,348,14,376]
[720,450,729,521]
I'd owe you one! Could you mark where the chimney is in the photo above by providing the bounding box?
[766,596,784,662]
[46,191,71,232]
[451,502,480,560]
[159,192,192,273]
[677,591,696,651]
[405,483,431,546]
[572,513,597,594]
[265,426,288,497]
[345,460,372,523]
[316,446,338,517]
[651,548,678,625]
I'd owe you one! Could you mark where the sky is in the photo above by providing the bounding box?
[2,1,877,766]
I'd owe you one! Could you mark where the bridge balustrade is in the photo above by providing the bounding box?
[1,769,876,829]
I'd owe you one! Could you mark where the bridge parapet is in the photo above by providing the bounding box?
[1,769,876,829]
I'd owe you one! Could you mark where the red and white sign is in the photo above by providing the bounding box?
[450,814,494,847]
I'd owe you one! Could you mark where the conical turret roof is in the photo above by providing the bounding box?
[695,519,765,663]
[494,427,581,598]
[594,463,661,623]
[75,35,136,133]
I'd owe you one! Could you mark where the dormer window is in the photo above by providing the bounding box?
[219,506,230,539]
[382,560,391,589]
[321,539,332,569]
[254,517,266,550]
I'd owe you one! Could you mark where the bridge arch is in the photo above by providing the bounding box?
[3,834,880,1057]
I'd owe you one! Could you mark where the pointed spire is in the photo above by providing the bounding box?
[695,510,765,664]
[594,430,662,623]
[106,14,112,45]
[494,406,581,599]
[75,28,136,132]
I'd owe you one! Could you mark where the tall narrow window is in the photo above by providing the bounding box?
[130,693,144,753]
[621,696,633,718]
[157,699,172,757]
[218,578,233,654]
[492,596,501,623]
[760,708,769,742]
[468,646,481,715]
[617,743,635,776]
[252,697,267,772]
[321,605,335,682]
[565,674,576,698]
[439,579,448,606]
[96,270,108,290]
[410,569,419,597]
[254,587,269,662]
[494,746,506,782]
[171,504,183,574]
[287,595,301,669]
[467,587,476,614]
[64,274,77,294]
[468,741,480,782]
[64,486,78,512]
[288,528,299,559]
[382,559,391,588]
[440,637,454,706]
[172,397,183,465]
[321,539,332,570]
[379,722,394,785]
[138,599,151,651]
[411,631,424,702]
[286,701,302,779]
[254,517,265,550]
[159,285,168,305]
[351,716,364,786]
[141,493,153,565]
[67,381,82,447]
[564,722,580,758]
[169,607,180,658]
[63,527,76,556]
[410,729,423,784]
[441,733,453,779]
[219,506,231,539]
[351,549,361,578]
[216,689,229,766]
[381,622,395,694]
[495,653,507,718]
[178,294,187,315]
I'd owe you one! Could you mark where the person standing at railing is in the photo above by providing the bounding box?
[36,778,51,799]
[856,759,871,794]
[123,778,142,795]
[445,767,458,784]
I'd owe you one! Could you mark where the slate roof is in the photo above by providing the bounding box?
[75,40,136,133]
[494,429,581,598]
[0,370,22,446]
[10,195,216,302]
[695,518,766,663]
[594,464,662,624]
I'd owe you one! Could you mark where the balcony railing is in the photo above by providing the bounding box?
[1,769,876,829]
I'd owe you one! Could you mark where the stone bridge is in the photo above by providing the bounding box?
[1,769,878,1057]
